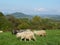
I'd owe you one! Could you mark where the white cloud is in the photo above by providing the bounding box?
[34,8,48,12]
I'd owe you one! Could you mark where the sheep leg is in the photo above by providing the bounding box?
[21,37,25,41]
[29,38,31,41]
[25,38,26,42]
[32,36,36,41]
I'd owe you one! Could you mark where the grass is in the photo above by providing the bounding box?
[0,30,60,45]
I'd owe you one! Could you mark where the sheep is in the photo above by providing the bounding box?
[16,29,31,38]
[12,29,25,35]
[16,30,36,41]
[33,30,46,37]
[12,30,19,35]
[24,30,36,41]
[0,31,3,33]
[16,32,25,40]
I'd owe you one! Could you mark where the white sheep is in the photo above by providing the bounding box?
[16,32,25,40]
[33,30,46,36]
[0,31,3,33]
[16,30,36,41]
[24,30,36,41]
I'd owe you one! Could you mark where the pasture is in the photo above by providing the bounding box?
[0,30,60,45]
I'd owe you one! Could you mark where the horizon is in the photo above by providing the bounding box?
[0,0,60,15]
[2,11,60,16]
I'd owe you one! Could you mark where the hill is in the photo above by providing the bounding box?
[6,12,33,19]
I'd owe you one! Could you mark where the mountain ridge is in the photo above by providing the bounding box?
[6,12,33,19]
[6,12,60,21]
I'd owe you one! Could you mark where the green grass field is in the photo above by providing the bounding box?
[0,30,60,45]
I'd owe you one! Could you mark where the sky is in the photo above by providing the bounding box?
[0,0,60,15]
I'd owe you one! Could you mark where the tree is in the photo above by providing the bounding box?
[0,12,4,16]
[31,16,43,29]
[32,16,42,24]
[0,12,13,31]
[17,22,30,29]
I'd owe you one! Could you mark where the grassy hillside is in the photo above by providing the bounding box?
[0,30,60,45]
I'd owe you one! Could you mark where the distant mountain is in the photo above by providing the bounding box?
[6,12,33,19]
[6,12,60,21]
[40,14,60,21]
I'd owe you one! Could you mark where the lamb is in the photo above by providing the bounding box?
[33,30,46,37]
[16,30,36,41]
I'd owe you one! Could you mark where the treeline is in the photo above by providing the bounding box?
[0,12,60,31]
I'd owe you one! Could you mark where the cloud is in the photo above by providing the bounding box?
[33,8,60,14]
[34,8,48,12]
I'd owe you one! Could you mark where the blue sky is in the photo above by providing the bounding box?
[0,0,60,15]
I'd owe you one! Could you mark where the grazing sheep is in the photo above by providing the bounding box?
[16,30,36,41]
[12,30,19,35]
[24,30,36,41]
[12,29,25,35]
[33,30,46,36]
[0,31,3,33]
[16,32,25,39]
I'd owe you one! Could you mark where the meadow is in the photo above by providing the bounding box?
[0,30,60,45]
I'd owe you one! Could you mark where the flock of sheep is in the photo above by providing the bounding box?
[0,29,46,41]
[12,29,46,41]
